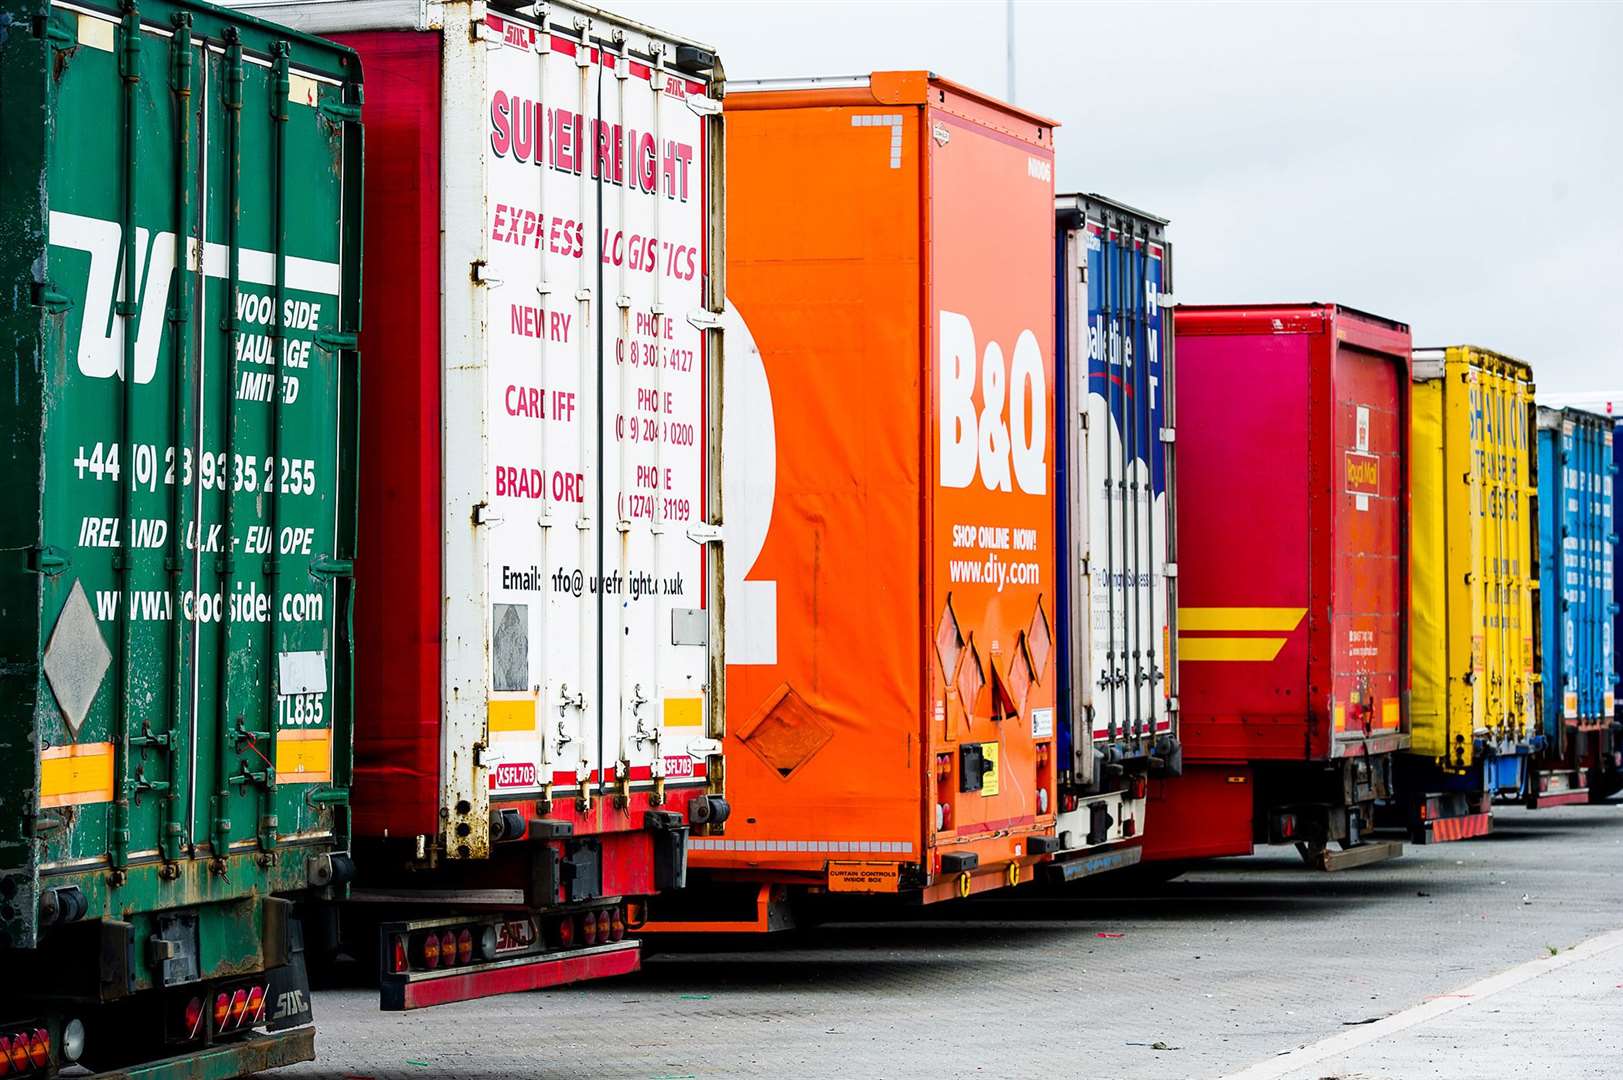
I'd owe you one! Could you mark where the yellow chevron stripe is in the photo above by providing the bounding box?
[1178,607,1307,632]
[1177,636,1290,662]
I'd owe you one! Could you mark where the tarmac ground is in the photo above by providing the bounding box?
[272,801,1623,1079]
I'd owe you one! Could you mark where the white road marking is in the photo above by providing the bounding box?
[1218,926,1623,1080]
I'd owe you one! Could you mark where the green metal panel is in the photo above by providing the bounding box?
[0,0,361,952]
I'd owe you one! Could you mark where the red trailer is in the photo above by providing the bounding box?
[1142,304,1410,870]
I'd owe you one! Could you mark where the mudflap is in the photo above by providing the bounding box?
[265,917,314,1031]
[89,1027,314,1080]
[1409,792,1493,844]
[1525,770,1590,808]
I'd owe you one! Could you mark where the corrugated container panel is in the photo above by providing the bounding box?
[1536,407,1616,736]
[1408,346,1538,767]
[715,72,1061,895]
[1053,194,1177,796]
[0,0,361,957]
[1172,304,1412,763]
[236,0,728,865]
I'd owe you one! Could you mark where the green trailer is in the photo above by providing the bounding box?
[0,0,361,1074]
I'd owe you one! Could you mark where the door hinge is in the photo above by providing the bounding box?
[32,282,72,313]
[685,523,722,545]
[27,545,71,576]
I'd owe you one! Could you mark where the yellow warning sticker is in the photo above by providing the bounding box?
[40,742,114,808]
[664,697,704,728]
[276,729,332,784]
[980,741,1000,797]
[827,862,901,893]
[488,698,536,734]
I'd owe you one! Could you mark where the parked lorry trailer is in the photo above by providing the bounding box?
[1529,406,1617,806]
[648,71,1060,931]
[1398,346,1539,841]
[1049,195,1180,883]
[233,0,726,1006]
[1141,304,1410,871]
[1,0,362,1072]
[1613,416,1623,799]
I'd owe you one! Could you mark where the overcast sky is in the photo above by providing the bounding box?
[615,0,1622,403]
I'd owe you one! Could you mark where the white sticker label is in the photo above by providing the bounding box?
[277,651,327,696]
[1031,707,1054,738]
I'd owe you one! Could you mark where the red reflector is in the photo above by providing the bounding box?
[228,988,249,1028]
[246,985,267,1025]
[213,992,230,1031]
[555,915,575,948]
[391,935,409,974]
[457,929,474,966]
[1282,816,1295,838]
[420,932,441,970]
[184,996,205,1040]
[26,1032,47,1070]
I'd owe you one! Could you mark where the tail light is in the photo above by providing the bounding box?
[212,993,230,1032]
[25,1033,46,1071]
[228,989,248,1027]
[595,910,611,942]
[440,930,459,965]
[555,915,575,948]
[419,932,441,970]
[245,985,267,1025]
[184,996,206,1040]
[390,934,410,974]
[609,909,625,942]
[456,929,474,965]
[0,1036,14,1076]
[5,1036,28,1073]
[581,911,598,946]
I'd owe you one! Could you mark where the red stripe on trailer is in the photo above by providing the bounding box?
[387,943,640,1010]
[1422,811,1492,844]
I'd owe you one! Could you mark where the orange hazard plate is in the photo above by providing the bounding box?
[827,862,901,893]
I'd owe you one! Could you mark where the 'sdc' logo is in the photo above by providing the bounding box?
[938,310,1046,495]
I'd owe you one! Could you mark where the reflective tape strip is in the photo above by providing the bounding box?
[850,113,905,168]
[690,839,913,853]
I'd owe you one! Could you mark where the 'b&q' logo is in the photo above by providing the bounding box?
[938,310,1046,495]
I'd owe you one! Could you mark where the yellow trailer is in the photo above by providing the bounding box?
[1402,346,1539,841]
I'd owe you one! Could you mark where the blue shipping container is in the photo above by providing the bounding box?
[1536,407,1617,739]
